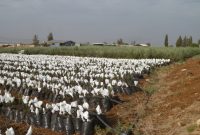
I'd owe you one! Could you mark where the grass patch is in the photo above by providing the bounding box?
[95,120,133,135]
[0,46,200,62]
[114,120,133,135]
[192,54,200,59]
[187,124,197,133]
[95,125,107,135]
[144,86,157,95]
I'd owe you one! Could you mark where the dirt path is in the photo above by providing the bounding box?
[106,57,200,135]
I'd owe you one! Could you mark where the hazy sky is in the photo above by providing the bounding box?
[0,0,200,45]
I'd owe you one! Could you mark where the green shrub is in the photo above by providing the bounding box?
[0,46,200,62]
[187,124,196,133]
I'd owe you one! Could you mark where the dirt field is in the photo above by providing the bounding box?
[106,56,200,135]
[1,57,200,135]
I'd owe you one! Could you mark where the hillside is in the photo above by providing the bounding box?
[104,56,200,135]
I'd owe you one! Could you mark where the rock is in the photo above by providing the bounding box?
[145,79,150,82]
[177,122,185,127]
[181,69,187,72]
[196,119,200,127]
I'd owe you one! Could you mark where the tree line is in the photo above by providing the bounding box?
[33,33,200,47]
[164,34,200,47]
[32,32,54,45]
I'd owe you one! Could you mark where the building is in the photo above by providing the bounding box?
[135,43,150,47]
[92,43,116,46]
[60,41,75,46]
[48,40,75,47]
[92,43,105,46]
[0,42,15,47]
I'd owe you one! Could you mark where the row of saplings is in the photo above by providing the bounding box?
[0,106,102,135]
[0,90,135,135]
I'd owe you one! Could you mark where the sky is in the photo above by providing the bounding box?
[0,0,200,45]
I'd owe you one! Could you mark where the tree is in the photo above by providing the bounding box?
[32,34,39,45]
[146,42,151,46]
[131,40,136,46]
[47,32,54,41]
[182,36,187,47]
[117,38,124,45]
[176,36,182,47]
[198,39,200,45]
[164,34,168,47]
[188,36,193,46]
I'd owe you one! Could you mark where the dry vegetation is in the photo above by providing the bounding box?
[102,56,200,135]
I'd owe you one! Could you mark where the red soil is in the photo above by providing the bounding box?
[106,57,200,135]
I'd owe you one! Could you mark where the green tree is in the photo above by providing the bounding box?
[117,38,124,45]
[164,34,168,47]
[176,36,182,47]
[189,36,193,46]
[32,34,39,45]
[198,39,200,45]
[47,32,54,41]
[182,36,187,47]
[131,41,136,46]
